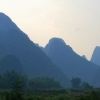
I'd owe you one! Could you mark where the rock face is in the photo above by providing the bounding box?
[91,46,100,66]
[43,38,99,85]
[0,12,71,88]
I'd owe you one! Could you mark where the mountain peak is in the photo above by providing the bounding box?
[95,46,100,50]
[0,12,11,22]
[49,37,66,45]
[0,12,19,32]
[44,37,73,56]
[90,46,100,66]
[82,55,87,60]
[0,12,7,16]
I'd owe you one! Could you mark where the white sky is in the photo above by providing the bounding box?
[0,0,100,60]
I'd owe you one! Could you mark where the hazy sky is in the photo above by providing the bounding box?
[0,0,100,60]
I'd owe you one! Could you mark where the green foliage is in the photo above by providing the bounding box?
[12,81,23,93]
[77,90,100,100]
[28,77,61,90]
[71,77,81,89]
[0,70,62,91]
[0,70,27,89]
[80,82,93,90]
[3,81,24,100]
[1,88,100,100]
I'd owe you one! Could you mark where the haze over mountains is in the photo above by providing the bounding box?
[42,38,99,85]
[91,46,100,66]
[90,46,100,87]
[0,12,71,88]
[0,12,100,87]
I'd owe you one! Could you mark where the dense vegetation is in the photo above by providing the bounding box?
[0,87,100,100]
[0,70,62,90]
[0,13,100,100]
[0,70,98,100]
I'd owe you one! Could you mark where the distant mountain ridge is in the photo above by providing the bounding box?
[82,55,87,60]
[43,38,99,85]
[90,46,100,87]
[0,12,71,88]
[0,12,20,32]
[91,46,100,66]
[44,38,72,55]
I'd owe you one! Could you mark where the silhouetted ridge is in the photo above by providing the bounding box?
[0,12,20,32]
[44,38,73,55]
[49,38,66,45]
[44,38,99,85]
[82,55,87,60]
[91,46,100,66]
[0,13,71,88]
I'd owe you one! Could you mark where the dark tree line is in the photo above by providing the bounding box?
[28,77,61,90]
[0,70,61,90]
[71,77,93,89]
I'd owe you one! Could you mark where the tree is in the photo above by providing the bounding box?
[28,77,61,90]
[80,82,93,89]
[10,80,24,100]
[71,77,81,89]
[0,70,27,89]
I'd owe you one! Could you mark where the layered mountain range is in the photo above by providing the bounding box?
[91,46,100,66]
[0,12,100,87]
[90,46,100,87]
[42,38,99,85]
[0,12,70,88]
